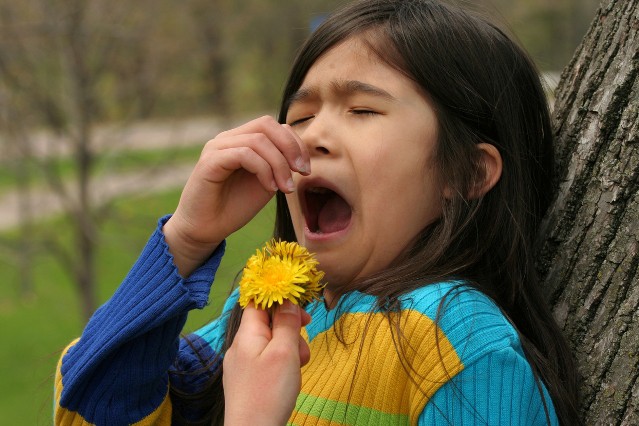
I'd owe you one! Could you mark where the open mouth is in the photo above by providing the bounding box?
[303,187,352,234]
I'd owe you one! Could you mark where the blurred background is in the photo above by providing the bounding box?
[0,0,599,423]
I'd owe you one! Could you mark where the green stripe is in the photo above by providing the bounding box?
[289,392,411,425]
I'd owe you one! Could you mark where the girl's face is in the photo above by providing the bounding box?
[285,36,442,292]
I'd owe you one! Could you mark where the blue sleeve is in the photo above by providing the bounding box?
[418,346,558,425]
[169,289,241,395]
[56,216,226,426]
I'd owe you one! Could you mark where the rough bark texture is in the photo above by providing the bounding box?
[537,0,639,424]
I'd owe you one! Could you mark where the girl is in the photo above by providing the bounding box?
[55,0,580,424]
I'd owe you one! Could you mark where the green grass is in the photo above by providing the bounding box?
[0,189,275,425]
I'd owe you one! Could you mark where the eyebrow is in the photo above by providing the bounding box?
[287,80,397,105]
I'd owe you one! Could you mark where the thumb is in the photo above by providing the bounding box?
[271,300,303,348]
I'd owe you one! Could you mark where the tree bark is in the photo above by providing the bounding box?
[537,0,639,424]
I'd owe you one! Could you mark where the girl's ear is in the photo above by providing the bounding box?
[441,143,503,200]
[469,143,502,199]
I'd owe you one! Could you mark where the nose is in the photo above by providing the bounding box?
[300,112,336,157]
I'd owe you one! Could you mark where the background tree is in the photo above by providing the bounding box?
[0,0,171,320]
[0,0,348,322]
[0,85,35,298]
[538,0,639,423]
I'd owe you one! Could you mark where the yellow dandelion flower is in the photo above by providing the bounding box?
[238,239,325,310]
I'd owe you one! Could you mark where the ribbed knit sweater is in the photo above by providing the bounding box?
[55,217,559,425]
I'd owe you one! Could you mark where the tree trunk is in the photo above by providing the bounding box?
[537,0,639,424]
[15,135,35,299]
[189,0,231,117]
[0,89,35,299]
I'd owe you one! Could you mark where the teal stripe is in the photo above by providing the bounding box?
[290,392,410,425]
[194,288,239,351]
[304,292,380,341]
[397,282,522,366]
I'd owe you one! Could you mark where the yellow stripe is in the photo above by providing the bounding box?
[54,339,94,426]
[54,339,172,426]
[292,310,463,424]
[288,410,346,426]
[131,398,172,426]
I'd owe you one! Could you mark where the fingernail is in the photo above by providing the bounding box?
[280,300,299,314]
[286,178,295,192]
[271,180,279,192]
[295,157,309,174]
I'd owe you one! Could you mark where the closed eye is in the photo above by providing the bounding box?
[350,109,380,116]
[288,115,314,127]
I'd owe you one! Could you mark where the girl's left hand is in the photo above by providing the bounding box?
[223,301,311,426]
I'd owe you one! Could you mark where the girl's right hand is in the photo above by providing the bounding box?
[223,301,311,426]
[163,116,310,276]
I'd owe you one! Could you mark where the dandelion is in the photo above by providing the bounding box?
[238,239,325,310]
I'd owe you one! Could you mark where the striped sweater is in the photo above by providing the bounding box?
[55,217,558,425]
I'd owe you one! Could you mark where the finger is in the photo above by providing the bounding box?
[219,116,310,175]
[299,336,311,367]
[282,124,311,175]
[214,133,296,193]
[301,308,311,327]
[271,300,303,349]
[281,123,310,175]
[201,147,279,193]
[235,303,272,355]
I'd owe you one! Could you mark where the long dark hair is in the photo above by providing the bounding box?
[172,1,579,424]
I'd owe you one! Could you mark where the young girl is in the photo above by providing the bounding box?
[55,0,580,424]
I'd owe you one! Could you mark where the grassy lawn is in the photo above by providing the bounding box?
[0,189,275,425]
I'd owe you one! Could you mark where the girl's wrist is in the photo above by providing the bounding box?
[162,218,221,278]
